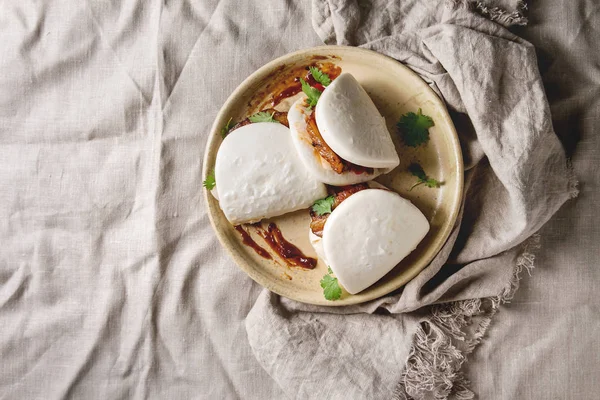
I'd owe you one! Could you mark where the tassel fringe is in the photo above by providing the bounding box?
[394,233,540,399]
[447,0,529,27]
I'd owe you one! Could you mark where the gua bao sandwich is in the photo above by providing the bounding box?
[308,182,429,294]
[288,73,400,185]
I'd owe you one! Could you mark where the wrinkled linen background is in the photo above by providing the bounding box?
[0,1,598,399]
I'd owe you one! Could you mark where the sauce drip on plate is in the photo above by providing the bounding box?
[257,223,317,270]
[260,62,342,108]
[235,223,317,270]
[234,225,271,259]
[272,84,302,107]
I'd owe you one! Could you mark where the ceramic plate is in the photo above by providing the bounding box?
[203,46,463,306]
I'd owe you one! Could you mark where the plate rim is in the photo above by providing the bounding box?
[202,45,464,306]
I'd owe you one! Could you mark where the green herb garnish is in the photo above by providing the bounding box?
[203,169,216,190]
[249,111,277,123]
[320,266,342,301]
[300,78,322,107]
[309,66,332,87]
[397,108,434,147]
[408,163,440,190]
[311,195,335,216]
[220,117,233,139]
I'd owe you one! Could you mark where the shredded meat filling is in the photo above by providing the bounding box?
[309,183,370,237]
[305,110,374,176]
[306,112,345,174]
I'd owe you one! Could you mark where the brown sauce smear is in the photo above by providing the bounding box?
[234,225,271,259]
[256,223,317,269]
[231,60,341,132]
[264,62,342,108]
[272,84,302,107]
[315,62,342,81]
[226,62,340,133]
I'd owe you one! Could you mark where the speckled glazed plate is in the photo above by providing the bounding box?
[203,46,463,306]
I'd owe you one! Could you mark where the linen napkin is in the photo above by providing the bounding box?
[246,1,577,398]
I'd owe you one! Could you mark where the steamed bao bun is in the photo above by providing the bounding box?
[309,182,429,295]
[288,73,400,186]
[215,122,327,224]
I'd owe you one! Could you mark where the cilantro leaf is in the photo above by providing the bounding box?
[203,170,216,190]
[408,163,427,180]
[300,78,322,107]
[397,108,434,147]
[220,117,233,139]
[311,195,335,216]
[309,66,332,87]
[408,163,440,191]
[320,269,342,301]
[249,111,277,123]
[423,178,441,188]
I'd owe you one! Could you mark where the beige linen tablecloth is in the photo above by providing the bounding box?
[0,1,598,399]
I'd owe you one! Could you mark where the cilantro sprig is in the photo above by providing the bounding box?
[203,169,216,190]
[397,108,435,147]
[320,267,342,301]
[311,195,335,216]
[220,117,233,139]
[300,78,322,107]
[408,163,440,191]
[309,66,331,87]
[249,111,277,123]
